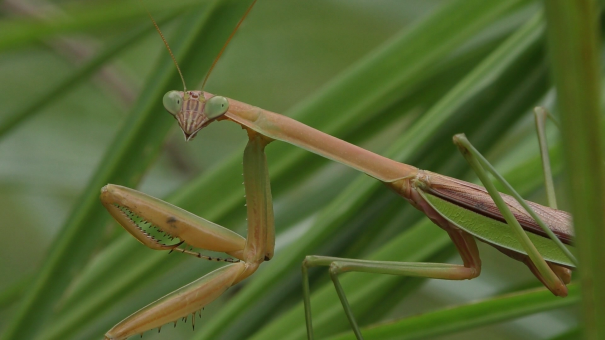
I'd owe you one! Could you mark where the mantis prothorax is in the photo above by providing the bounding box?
[101,3,576,340]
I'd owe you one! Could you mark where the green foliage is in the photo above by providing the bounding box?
[544,1,605,339]
[0,0,596,339]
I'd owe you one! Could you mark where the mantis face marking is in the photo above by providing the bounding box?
[163,90,229,141]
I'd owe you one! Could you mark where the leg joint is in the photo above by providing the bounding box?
[468,266,481,279]
[302,256,314,269]
[329,262,343,276]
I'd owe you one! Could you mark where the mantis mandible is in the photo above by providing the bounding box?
[100,2,576,339]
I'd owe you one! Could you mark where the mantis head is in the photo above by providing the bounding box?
[163,90,229,141]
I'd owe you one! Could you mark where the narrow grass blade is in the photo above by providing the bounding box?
[0,20,159,139]
[0,0,197,52]
[327,284,580,340]
[544,1,605,338]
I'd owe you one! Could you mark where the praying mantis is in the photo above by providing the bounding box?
[96,2,574,339]
[97,2,579,340]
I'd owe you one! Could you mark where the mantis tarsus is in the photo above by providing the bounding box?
[100,2,576,340]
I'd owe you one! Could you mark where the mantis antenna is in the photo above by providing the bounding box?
[140,1,187,91]
[201,0,258,90]
[142,0,257,92]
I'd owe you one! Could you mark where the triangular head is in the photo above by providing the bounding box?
[163,90,229,140]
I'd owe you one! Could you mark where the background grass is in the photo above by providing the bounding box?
[0,0,600,339]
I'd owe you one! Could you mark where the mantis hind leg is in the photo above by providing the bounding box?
[453,132,571,297]
[532,107,572,285]
[302,229,481,340]
[494,245,572,286]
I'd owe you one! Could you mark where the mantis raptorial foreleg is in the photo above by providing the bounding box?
[101,131,273,340]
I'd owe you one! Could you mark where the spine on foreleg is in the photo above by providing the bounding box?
[104,263,245,340]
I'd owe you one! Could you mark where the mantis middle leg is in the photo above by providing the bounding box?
[302,215,482,340]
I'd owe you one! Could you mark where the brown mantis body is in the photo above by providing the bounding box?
[102,91,574,340]
[100,2,576,339]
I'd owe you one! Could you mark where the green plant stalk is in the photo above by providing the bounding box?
[550,327,583,340]
[534,107,558,209]
[0,0,199,52]
[0,275,30,310]
[0,19,159,140]
[327,284,580,340]
[544,1,605,339]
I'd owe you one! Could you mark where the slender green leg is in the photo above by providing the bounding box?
[534,107,571,283]
[329,265,361,340]
[534,107,558,209]
[453,134,573,296]
[302,231,481,340]
[302,263,314,339]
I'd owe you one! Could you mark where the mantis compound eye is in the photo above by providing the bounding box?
[205,96,229,119]
[163,90,183,115]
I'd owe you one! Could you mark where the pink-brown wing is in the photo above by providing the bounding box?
[425,171,574,244]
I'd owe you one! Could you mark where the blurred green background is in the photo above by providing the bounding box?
[0,0,593,339]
